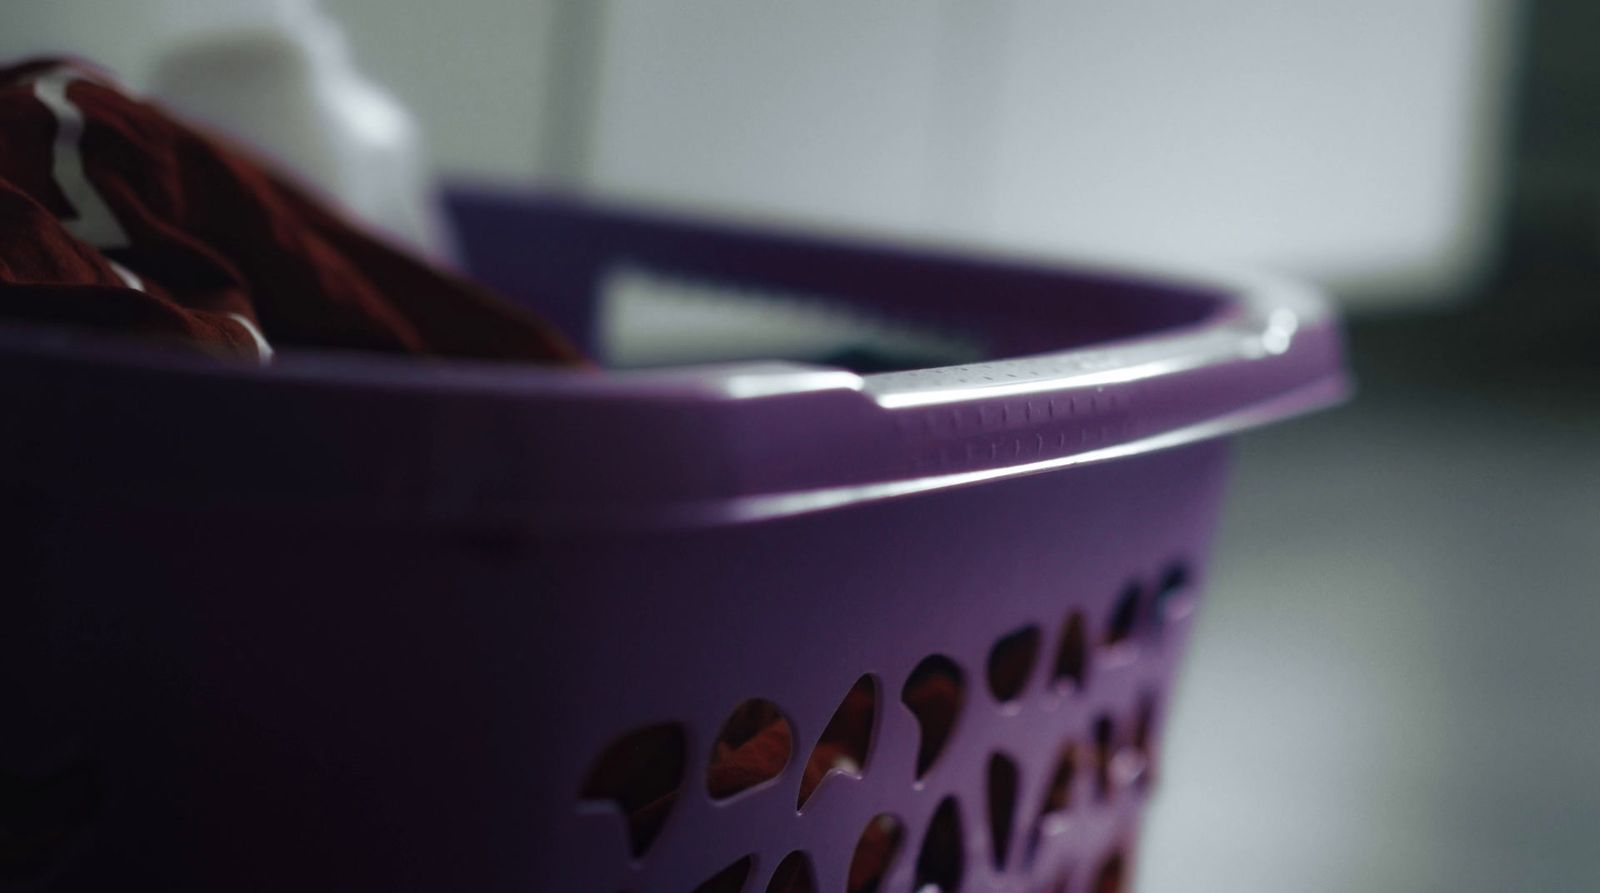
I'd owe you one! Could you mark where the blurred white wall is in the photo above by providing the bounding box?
[585,1,1519,305]
[0,0,1519,306]
[320,0,566,181]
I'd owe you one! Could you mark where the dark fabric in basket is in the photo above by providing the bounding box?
[0,58,583,364]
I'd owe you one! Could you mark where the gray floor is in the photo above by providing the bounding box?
[1141,375,1600,892]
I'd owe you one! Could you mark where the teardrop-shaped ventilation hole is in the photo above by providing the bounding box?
[1030,742,1081,870]
[1105,583,1142,647]
[847,814,905,893]
[1024,741,1076,867]
[1043,741,1078,814]
[986,753,1020,870]
[1131,693,1158,790]
[914,796,964,892]
[986,626,1041,704]
[1134,695,1156,754]
[578,722,686,857]
[1092,850,1127,893]
[692,855,755,893]
[1153,561,1194,630]
[902,656,965,780]
[765,850,817,893]
[1053,611,1088,692]
[1094,714,1115,802]
[708,699,793,801]
[798,675,876,810]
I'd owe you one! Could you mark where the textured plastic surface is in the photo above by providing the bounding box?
[0,188,1347,892]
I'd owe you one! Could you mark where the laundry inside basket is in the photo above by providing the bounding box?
[599,264,987,372]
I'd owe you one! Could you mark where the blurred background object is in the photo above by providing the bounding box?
[0,0,448,254]
[146,0,450,257]
[3,0,1516,307]
[5,1,1596,890]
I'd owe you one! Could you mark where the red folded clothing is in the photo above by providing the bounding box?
[0,58,582,365]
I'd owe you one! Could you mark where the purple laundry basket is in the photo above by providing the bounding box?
[0,187,1347,893]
